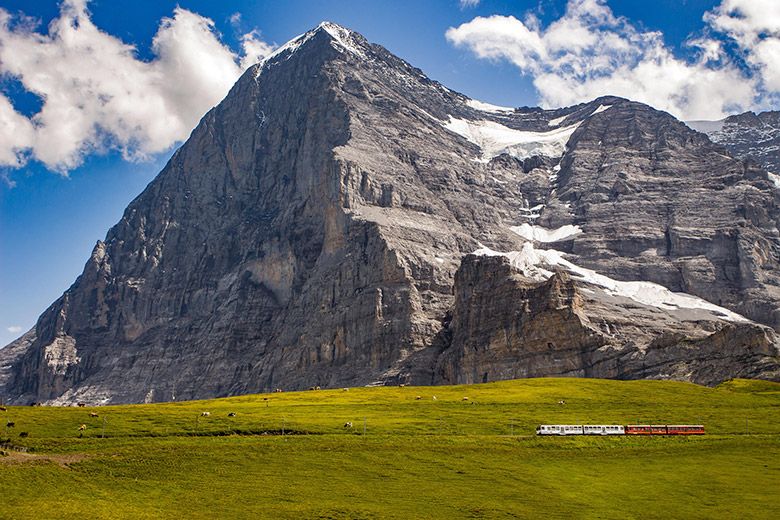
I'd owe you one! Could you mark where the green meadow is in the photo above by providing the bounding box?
[2,378,779,519]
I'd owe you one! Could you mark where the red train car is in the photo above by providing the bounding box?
[625,425,705,435]
[666,425,705,435]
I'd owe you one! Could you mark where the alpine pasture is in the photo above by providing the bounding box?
[1,378,779,519]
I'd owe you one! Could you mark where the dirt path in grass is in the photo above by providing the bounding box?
[0,450,89,468]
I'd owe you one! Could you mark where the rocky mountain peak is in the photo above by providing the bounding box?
[257,21,369,68]
[687,110,780,174]
[2,24,778,405]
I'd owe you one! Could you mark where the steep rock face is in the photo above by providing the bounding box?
[437,256,779,386]
[2,23,779,404]
[559,105,780,328]
[0,329,36,400]
[436,257,606,383]
[689,111,780,174]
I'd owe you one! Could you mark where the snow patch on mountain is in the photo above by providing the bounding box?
[259,21,363,71]
[443,117,580,161]
[466,99,514,113]
[473,243,748,322]
[547,114,568,127]
[318,21,367,58]
[510,223,582,242]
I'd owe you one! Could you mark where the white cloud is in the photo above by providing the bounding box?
[460,0,481,8]
[6,326,22,334]
[705,0,780,94]
[0,1,275,173]
[240,30,277,71]
[446,0,771,120]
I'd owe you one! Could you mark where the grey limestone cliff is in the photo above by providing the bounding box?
[688,111,780,174]
[2,23,779,404]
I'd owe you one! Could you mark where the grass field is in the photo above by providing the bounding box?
[1,378,779,519]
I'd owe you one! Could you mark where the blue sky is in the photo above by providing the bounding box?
[1,0,778,346]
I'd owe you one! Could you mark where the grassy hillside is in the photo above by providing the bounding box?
[2,378,779,519]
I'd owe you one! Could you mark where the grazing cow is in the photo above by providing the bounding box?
[228,412,236,417]
[77,402,86,408]
[0,406,6,411]
[200,412,210,417]
[462,397,469,401]
[309,387,315,391]
[342,388,349,392]
[19,432,28,438]
[558,400,566,405]
[89,412,99,418]
[415,396,422,400]
[78,424,87,431]
[6,421,14,428]
[275,388,283,393]
[432,396,437,401]
[399,384,405,388]
[344,422,353,428]
[315,386,321,390]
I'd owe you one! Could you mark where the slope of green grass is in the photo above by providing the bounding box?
[2,378,779,519]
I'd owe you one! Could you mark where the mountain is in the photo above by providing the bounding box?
[688,111,780,175]
[2,23,779,405]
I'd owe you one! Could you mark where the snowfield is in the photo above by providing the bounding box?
[510,223,582,243]
[466,99,514,113]
[443,117,581,162]
[473,243,748,322]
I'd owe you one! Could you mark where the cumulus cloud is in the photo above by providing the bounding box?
[0,0,275,172]
[6,325,22,334]
[240,30,276,71]
[706,0,780,95]
[446,0,776,120]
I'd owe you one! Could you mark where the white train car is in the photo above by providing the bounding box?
[583,425,625,435]
[536,425,584,435]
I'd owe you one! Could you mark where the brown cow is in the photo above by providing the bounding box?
[89,412,99,418]
[77,402,86,408]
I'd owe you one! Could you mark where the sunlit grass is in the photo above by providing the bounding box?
[2,378,778,518]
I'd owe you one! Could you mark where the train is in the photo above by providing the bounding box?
[536,424,705,436]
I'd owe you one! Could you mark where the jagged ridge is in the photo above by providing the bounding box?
[2,23,779,404]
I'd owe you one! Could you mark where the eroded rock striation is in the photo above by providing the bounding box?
[2,23,779,404]
[688,111,780,175]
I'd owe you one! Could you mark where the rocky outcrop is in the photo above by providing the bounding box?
[0,329,35,401]
[689,111,780,174]
[436,256,606,383]
[436,255,779,386]
[2,23,779,404]
[558,103,780,329]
